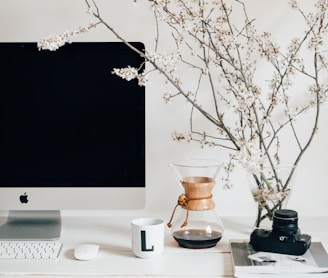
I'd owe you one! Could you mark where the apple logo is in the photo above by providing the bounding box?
[19,192,28,204]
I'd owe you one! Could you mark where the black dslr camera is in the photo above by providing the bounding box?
[250,209,311,255]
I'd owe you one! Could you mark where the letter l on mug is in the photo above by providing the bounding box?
[141,230,154,251]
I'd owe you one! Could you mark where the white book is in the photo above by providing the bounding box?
[230,240,328,277]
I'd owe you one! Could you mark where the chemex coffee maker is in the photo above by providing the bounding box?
[167,159,224,249]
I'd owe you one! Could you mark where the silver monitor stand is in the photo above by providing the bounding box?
[0,210,61,240]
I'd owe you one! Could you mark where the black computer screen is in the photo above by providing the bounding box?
[0,42,145,187]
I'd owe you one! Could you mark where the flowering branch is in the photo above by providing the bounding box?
[38,0,328,226]
[38,22,99,51]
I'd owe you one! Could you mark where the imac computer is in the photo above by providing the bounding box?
[0,42,146,240]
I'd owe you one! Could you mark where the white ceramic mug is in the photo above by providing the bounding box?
[131,218,164,258]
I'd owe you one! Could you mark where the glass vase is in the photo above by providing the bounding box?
[167,159,224,248]
[247,164,296,229]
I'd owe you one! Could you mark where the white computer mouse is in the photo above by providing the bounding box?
[73,244,99,261]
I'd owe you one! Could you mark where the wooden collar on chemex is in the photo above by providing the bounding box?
[167,193,213,228]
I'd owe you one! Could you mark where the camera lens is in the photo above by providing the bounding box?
[272,209,298,235]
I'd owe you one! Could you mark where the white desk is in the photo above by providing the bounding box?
[0,215,327,277]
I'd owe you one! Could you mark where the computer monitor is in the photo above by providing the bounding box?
[0,42,146,240]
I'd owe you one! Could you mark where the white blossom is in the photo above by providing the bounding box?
[137,74,148,86]
[252,188,290,208]
[288,0,299,9]
[163,91,173,103]
[235,143,266,175]
[146,51,181,74]
[172,131,185,141]
[112,66,139,81]
[38,23,96,51]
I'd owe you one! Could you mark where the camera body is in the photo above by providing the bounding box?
[250,209,311,255]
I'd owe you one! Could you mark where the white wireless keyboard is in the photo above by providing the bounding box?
[0,241,62,259]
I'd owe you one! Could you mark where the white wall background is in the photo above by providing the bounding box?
[0,0,327,218]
